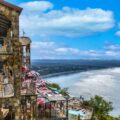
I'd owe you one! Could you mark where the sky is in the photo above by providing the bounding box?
[7,0,120,60]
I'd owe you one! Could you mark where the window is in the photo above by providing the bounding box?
[0,37,3,48]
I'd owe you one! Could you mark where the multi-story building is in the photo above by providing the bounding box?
[0,1,36,119]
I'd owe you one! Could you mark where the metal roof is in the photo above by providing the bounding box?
[47,95,66,102]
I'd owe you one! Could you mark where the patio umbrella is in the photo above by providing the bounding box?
[37,98,45,106]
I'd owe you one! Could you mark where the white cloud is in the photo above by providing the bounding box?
[19,1,53,12]
[105,51,120,56]
[115,23,120,37]
[105,43,120,51]
[20,1,114,38]
[55,48,79,54]
[31,41,120,59]
[115,31,120,37]
[32,41,56,49]
[31,41,81,59]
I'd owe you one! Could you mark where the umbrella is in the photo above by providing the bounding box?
[37,98,45,105]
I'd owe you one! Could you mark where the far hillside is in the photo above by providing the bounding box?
[32,60,120,78]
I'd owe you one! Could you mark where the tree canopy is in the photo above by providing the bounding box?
[84,95,120,120]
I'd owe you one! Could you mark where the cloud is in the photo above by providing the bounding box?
[55,48,79,54]
[31,41,120,59]
[20,1,114,38]
[31,41,81,59]
[105,51,120,56]
[115,23,120,37]
[105,43,120,51]
[19,1,53,12]
[32,41,56,49]
[115,31,120,37]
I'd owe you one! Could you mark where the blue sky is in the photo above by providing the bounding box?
[7,0,120,59]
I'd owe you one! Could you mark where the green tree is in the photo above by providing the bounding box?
[60,88,69,97]
[48,83,61,89]
[114,116,120,120]
[47,83,69,96]
[88,95,113,120]
[103,115,120,120]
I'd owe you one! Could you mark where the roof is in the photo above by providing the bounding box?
[0,0,22,14]
[47,95,66,102]
[20,37,32,45]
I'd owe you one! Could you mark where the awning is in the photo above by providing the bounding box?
[47,95,66,102]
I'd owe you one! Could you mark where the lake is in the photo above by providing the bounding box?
[46,67,120,116]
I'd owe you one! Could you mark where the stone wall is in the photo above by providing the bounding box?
[0,3,22,120]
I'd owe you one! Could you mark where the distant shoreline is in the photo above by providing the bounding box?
[42,66,118,79]
[42,70,80,79]
[32,59,120,79]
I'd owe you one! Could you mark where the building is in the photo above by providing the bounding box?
[20,36,37,120]
[20,36,31,68]
[0,1,36,120]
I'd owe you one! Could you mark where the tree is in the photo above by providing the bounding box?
[102,115,120,120]
[78,114,81,120]
[60,88,69,97]
[114,116,120,120]
[88,95,113,120]
[48,83,61,89]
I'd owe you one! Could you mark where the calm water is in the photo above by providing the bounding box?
[46,67,120,116]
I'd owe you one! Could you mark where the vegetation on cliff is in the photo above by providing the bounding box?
[83,95,120,120]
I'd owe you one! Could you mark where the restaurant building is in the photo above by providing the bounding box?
[0,1,37,119]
